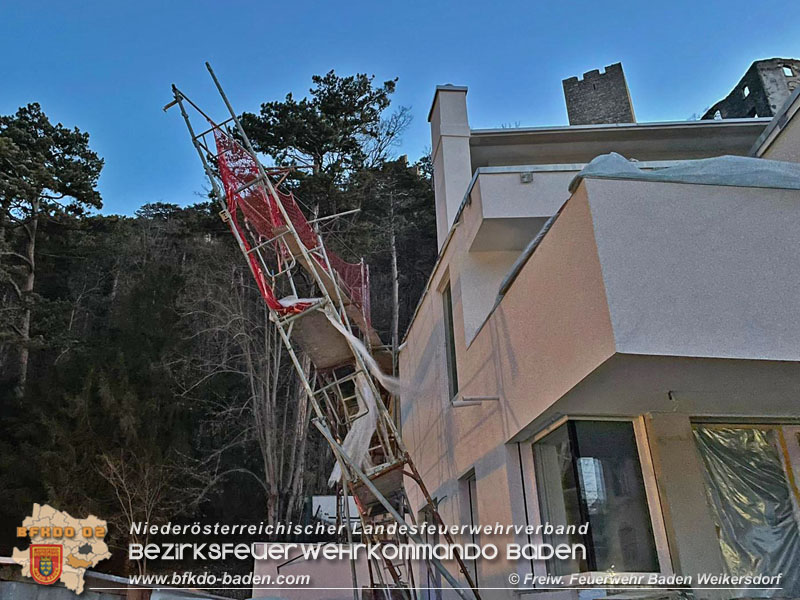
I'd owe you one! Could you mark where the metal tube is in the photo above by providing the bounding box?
[193,116,235,139]
[313,419,474,600]
[172,87,224,210]
[340,470,359,600]
[405,461,481,599]
[306,208,361,226]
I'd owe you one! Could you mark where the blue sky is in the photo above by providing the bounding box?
[2,1,798,215]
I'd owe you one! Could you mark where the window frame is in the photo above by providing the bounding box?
[441,280,459,401]
[418,501,443,600]
[459,469,480,586]
[521,416,673,580]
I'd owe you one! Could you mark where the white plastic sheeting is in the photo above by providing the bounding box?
[693,426,800,597]
[327,370,378,487]
[278,295,320,307]
[323,305,403,397]
[569,152,800,193]
[322,305,403,487]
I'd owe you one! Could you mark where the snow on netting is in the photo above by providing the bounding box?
[213,128,370,321]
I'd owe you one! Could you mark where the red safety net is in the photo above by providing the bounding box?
[213,128,370,321]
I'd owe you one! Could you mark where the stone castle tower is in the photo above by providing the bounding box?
[562,62,636,125]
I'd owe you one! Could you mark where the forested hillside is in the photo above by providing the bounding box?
[0,72,437,578]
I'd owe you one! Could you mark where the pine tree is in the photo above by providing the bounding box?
[0,104,103,397]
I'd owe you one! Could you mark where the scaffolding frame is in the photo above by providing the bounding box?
[167,63,481,600]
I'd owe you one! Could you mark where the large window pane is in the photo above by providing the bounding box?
[533,423,585,574]
[534,420,660,573]
[572,421,660,572]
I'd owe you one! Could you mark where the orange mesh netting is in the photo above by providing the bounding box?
[213,128,370,321]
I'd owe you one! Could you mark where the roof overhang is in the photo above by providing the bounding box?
[470,118,771,168]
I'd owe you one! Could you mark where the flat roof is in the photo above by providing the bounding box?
[469,118,771,168]
[471,116,771,137]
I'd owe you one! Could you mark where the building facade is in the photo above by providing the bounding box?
[399,75,800,600]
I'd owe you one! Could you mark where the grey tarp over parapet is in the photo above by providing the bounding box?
[569,152,800,193]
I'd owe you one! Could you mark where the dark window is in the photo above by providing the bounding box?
[533,420,659,574]
[466,474,479,585]
[442,282,459,399]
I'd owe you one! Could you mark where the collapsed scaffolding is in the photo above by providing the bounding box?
[166,63,480,600]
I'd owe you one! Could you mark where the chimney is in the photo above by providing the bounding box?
[562,62,636,125]
[428,85,471,248]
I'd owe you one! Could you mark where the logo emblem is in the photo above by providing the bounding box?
[30,545,62,585]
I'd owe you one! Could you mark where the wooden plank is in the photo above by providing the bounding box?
[282,232,394,371]
[291,309,355,370]
[353,461,405,514]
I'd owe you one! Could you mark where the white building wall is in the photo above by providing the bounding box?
[586,179,800,360]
